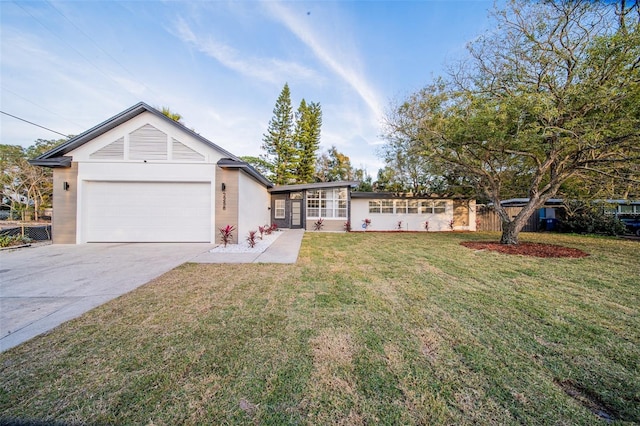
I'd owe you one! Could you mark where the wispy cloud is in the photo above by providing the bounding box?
[173,17,318,85]
[264,2,384,121]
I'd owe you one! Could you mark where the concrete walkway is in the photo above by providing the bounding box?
[190,229,304,264]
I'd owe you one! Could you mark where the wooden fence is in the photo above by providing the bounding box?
[476,206,540,232]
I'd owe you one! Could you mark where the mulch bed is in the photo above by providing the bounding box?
[460,241,589,258]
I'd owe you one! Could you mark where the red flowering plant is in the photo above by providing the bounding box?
[219,225,235,247]
[247,230,257,248]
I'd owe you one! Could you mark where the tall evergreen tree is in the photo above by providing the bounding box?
[262,83,296,185]
[293,100,322,183]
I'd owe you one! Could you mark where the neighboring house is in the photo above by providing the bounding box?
[478,198,640,232]
[350,192,476,232]
[31,103,478,243]
[30,102,272,244]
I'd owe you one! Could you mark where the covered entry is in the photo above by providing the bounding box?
[269,181,358,231]
[271,192,304,229]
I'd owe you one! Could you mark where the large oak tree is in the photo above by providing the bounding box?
[384,0,639,244]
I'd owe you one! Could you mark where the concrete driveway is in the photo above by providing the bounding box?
[0,243,212,352]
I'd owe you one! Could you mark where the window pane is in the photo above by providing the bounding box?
[381,200,394,213]
[275,199,285,219]
[321,208,333,218]
[395,200,408,214]
[420,200,433,214]
[369,200,381,213]
[408,200,419,214]
[307,199,319,218]
[336,208,347,218]
[434,201,446,214]
[290,192,303,199]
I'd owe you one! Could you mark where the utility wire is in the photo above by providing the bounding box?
[1,85,86,130]
[43,0,159,99]
[1,111,70,138]
[12,1,138,102]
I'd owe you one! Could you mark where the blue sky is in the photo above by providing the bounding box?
[1,0,496,173]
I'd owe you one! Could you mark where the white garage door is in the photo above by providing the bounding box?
[84,181,211,242]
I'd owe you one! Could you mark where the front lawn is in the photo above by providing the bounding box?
[1,232,638,425]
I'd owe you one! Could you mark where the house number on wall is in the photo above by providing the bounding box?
[222,191,226,210]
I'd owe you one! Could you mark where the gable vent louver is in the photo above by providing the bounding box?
[129,124,167,160]
[90,137,124,160]
[172,138,205,161]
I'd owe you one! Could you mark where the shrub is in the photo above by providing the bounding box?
[219,225,235,247]
[0,234,32,248]
[314,218,324,231]
[264,224,273,235]
[397,220,403,231]
[270,223,278,232]
[424,221,429,231]
[247,231,257,248]
[258,225,265,239]
[363,218,371,230]
[556,201,627,236]
[344,221,351,232]
[449,219,455,230]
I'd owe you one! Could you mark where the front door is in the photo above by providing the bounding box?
[291,199,303,229]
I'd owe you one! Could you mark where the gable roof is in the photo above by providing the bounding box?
[29,102,273,188]
[30,102,237,165]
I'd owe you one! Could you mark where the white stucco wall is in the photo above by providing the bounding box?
[237,171,271,240]
[350,199,455,232]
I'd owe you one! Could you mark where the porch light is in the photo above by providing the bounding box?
[221,183,226,191]
[63,181,70,191]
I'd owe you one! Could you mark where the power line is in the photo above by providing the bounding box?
[1,85,86,130]
[11,1,138,102]
[43,0,159,99]
[1,111,70,138]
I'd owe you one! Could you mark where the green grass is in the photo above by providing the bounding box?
[1,232,639,425]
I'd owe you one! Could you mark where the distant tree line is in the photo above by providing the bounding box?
[1,139,66,221]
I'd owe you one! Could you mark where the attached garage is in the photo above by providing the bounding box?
[83,181,211,242]
[30,103,273,244]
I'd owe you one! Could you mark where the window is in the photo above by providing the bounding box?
[420,200,433,214]
[381,200,394,214]
[307,188,348,218]
[420,200,446,214]
[366,199,447,214]
[395,200,408,214]
[274,199,285,219]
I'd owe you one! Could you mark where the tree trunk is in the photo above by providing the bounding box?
[500,220,521,245]
[499,198,545,244]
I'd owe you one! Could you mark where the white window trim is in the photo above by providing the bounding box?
[366,199,447,215]
[307,188,348,219]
